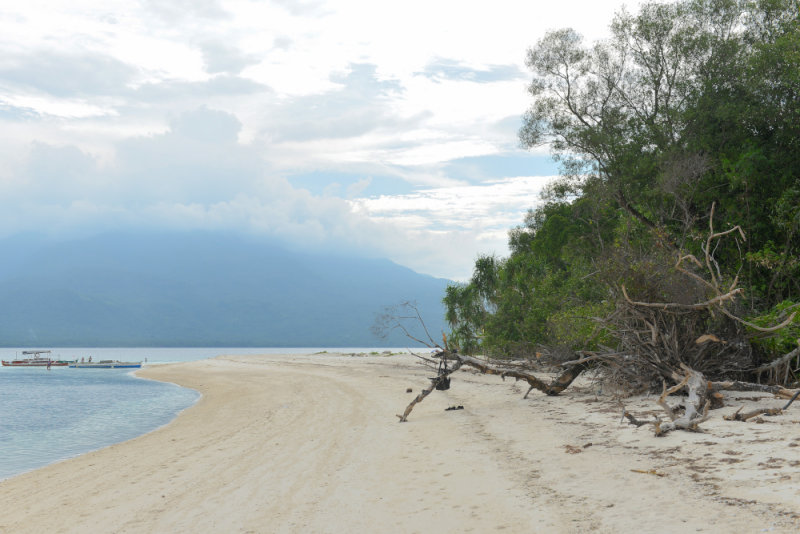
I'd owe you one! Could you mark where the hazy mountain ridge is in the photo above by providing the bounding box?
[0,233,450,347]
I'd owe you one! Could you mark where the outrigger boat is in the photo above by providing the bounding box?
[69,360,142,369]
[1,350,73,367]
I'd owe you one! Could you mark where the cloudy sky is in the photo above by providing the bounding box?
[0,0,640,280]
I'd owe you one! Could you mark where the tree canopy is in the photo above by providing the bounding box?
[445,0,800,371]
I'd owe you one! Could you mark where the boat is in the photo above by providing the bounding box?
[68,360,142,369]
[1,350,73,367]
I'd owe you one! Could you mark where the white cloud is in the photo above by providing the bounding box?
[350,175,556,278]
[0,0,643,279]
[0,93,116,119]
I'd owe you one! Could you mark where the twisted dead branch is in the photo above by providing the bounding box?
[397,356,463,422]
[454,354,590,399]
[723,390,800,422]
[396,350,590,422]
[621,365,712,436]
[653,366,711,436]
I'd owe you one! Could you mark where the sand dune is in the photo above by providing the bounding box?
[1,353,798,533]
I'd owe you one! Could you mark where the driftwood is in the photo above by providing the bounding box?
[709,380,798,398]
[723,389,800,422]
[455,354,590,399]
[620,284,743,311]
[397,358,463,422]
[652,366,711,436]
[621,365,711,436]
[723,406,784,421]
[621,409,652,427]
[623,368,800,433]
[396,351,589,422]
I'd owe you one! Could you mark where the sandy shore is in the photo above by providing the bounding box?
[1,353,798,533]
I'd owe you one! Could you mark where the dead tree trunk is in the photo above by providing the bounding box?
[397,359,463,422]
[455,354,589,398]
[396,351,589,422]
[709,380,798,398]
[723,389,800,422]
[654,366,711,436]
[621,365,711,436]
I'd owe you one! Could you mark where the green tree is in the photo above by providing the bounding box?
[446,0,800,364]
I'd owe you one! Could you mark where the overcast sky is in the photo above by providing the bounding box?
[0,0,641,280]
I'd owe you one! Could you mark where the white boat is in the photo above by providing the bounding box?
[2,350,73,367]
[69,360,142,369]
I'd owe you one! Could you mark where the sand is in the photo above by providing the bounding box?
[1,352,798,533]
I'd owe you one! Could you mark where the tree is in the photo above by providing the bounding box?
[446,0,800,374]
[519,0,800,299]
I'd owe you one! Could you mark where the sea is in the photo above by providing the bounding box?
[0,347,403,481]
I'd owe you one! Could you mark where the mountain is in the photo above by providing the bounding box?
[0,232,451,347]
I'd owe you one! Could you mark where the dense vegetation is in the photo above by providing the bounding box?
[445,0,799,374]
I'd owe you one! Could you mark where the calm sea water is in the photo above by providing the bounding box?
[0,347,406,481]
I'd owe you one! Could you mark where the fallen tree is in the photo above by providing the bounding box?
[383,207,799,432]
[397,349,590,422]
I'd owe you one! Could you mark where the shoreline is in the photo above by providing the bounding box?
[1,352,798,533]
[0,363,201,482]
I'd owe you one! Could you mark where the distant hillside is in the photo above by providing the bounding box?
[0,233,450,347]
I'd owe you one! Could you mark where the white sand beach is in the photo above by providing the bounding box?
[1,353,798,533]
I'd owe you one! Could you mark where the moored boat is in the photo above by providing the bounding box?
[1,350,73,367]
[68,360,142,369]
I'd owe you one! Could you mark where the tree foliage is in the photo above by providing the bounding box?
[445,0,800,372]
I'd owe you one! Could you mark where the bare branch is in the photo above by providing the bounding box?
[621,284,743,310]
[752,346,800,373]
[397,357,464,422]
[719,308,797,333]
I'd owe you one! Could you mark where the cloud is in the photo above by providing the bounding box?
[0,101,40,121]
[0,95,114,120]
[260,63,405,142]
[168,106,242,143]
[0,50,137,98]
[0,107,378,250]
[418,58,526,84]
[346,177,371,198]
[24,143,100,199]
[140,0,231,23]
[272,36,293,51]
[0,0,646,280]
[0,104,555,279]
[271,0,329,17]
[351,175,552,232]
[199,41,259,75]
[112,108,260,204]
[133,76,271,104]
[349,175,557,278]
